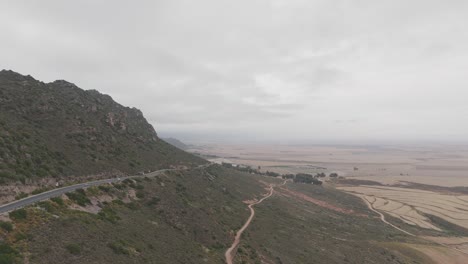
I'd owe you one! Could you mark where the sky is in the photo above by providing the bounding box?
[1,0,468,144]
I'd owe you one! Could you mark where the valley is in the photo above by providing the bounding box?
[188,142,468,263]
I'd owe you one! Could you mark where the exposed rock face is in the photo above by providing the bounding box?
[0,70,203,184]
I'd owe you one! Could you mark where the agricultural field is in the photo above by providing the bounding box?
[189,143,468,187]
[337,185,468,232]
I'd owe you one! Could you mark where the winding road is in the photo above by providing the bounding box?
[0,167,193,214]
[225,180,288,264]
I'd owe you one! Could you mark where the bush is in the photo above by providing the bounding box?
[66,189,91,206]
[98,207,120,224]
[32,187,49,195]
[135,190,145,199]
[108,240,130,255]
[38,201,55,213]
[147,196,160,206]
[15,192,28,200]
[9,209,27,220]
[65,243,81,255]
[0,243,18,263]
[98,185,111,192]
[0,221,13,232]
[50,197,64,206]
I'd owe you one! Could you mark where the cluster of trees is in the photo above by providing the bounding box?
[221,162,338,185]
[221,163,280,177]
[285,172,339,184]
[292,173,322,185]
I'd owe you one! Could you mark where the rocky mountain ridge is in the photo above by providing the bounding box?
[0,70,203,185]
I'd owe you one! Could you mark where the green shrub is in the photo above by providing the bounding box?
[135,190,145,199]
[66,189,90,206]
[0,242,18,264]
[98,185,111,192]
[38,201,55,213]
[98,208,120,224]
[122,179,133,185]
[32,187,49,195]
[0,221,13,232]
[50,197,64,206]
[112,199,124,206]
[146,197,160,206]
[108,240,130,255]
[15,192,28,200]
[125,202,139,211]
[9,209,27,220]
[65,243,81,255]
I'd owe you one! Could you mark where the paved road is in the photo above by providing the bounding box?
[0,168,174,214]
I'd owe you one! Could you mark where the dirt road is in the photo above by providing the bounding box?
[225,180,288,264]
[361,196,415,236]
[360,194,468,259]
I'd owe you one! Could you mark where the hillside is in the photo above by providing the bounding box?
[0,71,442,264]
[1,165,433,264]
[0,70,204,185]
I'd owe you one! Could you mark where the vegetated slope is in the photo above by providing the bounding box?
[11,165,267,264]
[5,166,435,264]
[234,182,434,264]
[0,70,204,184]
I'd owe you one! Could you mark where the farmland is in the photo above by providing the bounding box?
[337,185,468,232]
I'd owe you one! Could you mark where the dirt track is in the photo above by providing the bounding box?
[360,195,415,236]
[225,180,288,264]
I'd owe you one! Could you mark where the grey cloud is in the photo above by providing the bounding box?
[1,0,468,143]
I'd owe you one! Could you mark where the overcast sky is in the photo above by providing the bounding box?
[1,0,468,144]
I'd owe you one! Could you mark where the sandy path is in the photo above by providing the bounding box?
[225,180,288,264]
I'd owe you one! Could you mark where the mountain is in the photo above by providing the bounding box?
[162,137,189,150]
[0,71,438,264]
[0,70,204,185]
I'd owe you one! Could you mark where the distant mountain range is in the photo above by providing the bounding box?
[162,137,189,150]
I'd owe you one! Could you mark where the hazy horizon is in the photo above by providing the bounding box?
[2,0,468,143]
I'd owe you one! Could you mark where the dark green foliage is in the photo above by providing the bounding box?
[293,173,323,185]
[50,197,64,206]
[98,185,111,192]
[0,221,13,232]
[65,244,81,255]
[32,187,50,195]
[14,192,28,200]
[135,190,145,199]
[0,243,18,264]
[146,196,160,206]
[66,189,91,206]
[38,201,56,213]
[108,240,130,255]
[282,174,295,179]
[98,207,120,224]
[265,171,280,177]
[9,209,27,220]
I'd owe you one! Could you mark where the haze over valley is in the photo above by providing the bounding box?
[1,1,468,264]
